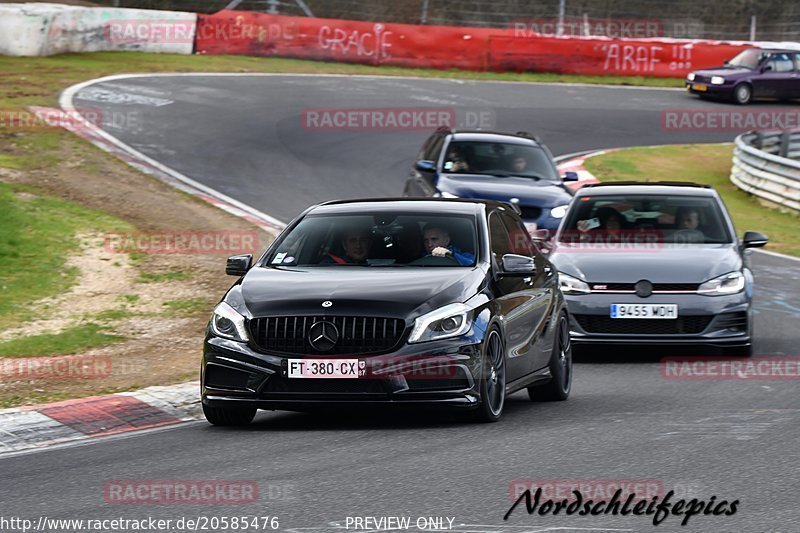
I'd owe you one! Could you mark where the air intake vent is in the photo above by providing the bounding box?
[248,316,406,355]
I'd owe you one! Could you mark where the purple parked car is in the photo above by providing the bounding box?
[686,47,800,104]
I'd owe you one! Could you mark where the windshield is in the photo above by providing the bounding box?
[443,141,558,181]
[264,211,479,267]
[728,49,769,69]
[558,194,733,245]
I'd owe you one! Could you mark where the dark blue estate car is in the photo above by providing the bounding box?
[686,46,800,104]
[403,129,578,233]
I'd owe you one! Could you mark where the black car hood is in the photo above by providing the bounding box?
[439,174,572,207]
[550,244,743,283]
[235,266,485,319]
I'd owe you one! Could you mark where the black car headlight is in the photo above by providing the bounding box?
[558,272,591,295]
[687,73,696,81]
[408,303,472,343]
[698,271,744,295]
[210,302,250,341]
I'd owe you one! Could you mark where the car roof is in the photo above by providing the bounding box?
[575,182,718,197]
[447,130,542,146]
[752,42,800,52]
[310,197,516,216]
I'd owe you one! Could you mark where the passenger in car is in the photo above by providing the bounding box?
[422,223,475,266]
[597,207,625,233]
[578,206,625,234]
[673,207,705,243]
[445,148,470,172]
[510,155,529,173]
[675,207,701,230]
[321,228,372,264]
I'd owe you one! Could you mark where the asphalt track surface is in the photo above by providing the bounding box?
[3,75,800,533]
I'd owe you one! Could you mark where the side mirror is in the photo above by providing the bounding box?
[415,160,436,172]
[562,171,579,182]
[742,230,768,249]
[723,59,730,65]
[226,254,253,276]
[762,64,773,72]
[499,254,536,276]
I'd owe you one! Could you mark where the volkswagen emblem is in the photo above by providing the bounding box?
[635,280,653,298]
[308,321,339,352]
[321,300,333,308]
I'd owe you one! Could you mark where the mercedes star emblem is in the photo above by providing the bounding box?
[308,321,339,352]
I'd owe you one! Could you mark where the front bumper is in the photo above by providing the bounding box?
[202,335,485,411]
[685,81,733,98]
[564,292,751,349]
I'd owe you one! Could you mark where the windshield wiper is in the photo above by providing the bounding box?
[474,171,543,180]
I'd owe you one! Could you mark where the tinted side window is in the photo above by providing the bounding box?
[499,211,535,256]
[489,212,514,260]
[418,133,436,160]
[424,134,445,162]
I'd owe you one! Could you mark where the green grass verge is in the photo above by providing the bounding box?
[583,144,800,256]
[0,323,123,358]
[162,298,212,316]
[0,182,132,331]
[136,271,189,283]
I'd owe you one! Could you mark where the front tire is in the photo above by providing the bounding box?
[202,403,257,426]
[733,83,752,105]
[470,328,506,423]
[529,312,572,401]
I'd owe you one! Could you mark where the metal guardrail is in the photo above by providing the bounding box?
[731,130,800,212]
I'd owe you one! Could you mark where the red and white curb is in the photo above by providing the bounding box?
[556,149,612,191]
[0,382,201,454]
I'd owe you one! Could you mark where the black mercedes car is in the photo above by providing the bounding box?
[548,182,768,356]
[202,198,571,425]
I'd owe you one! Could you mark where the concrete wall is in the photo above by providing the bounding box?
[0,3,196,56]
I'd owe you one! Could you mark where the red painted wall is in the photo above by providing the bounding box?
[195,11,749,78]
